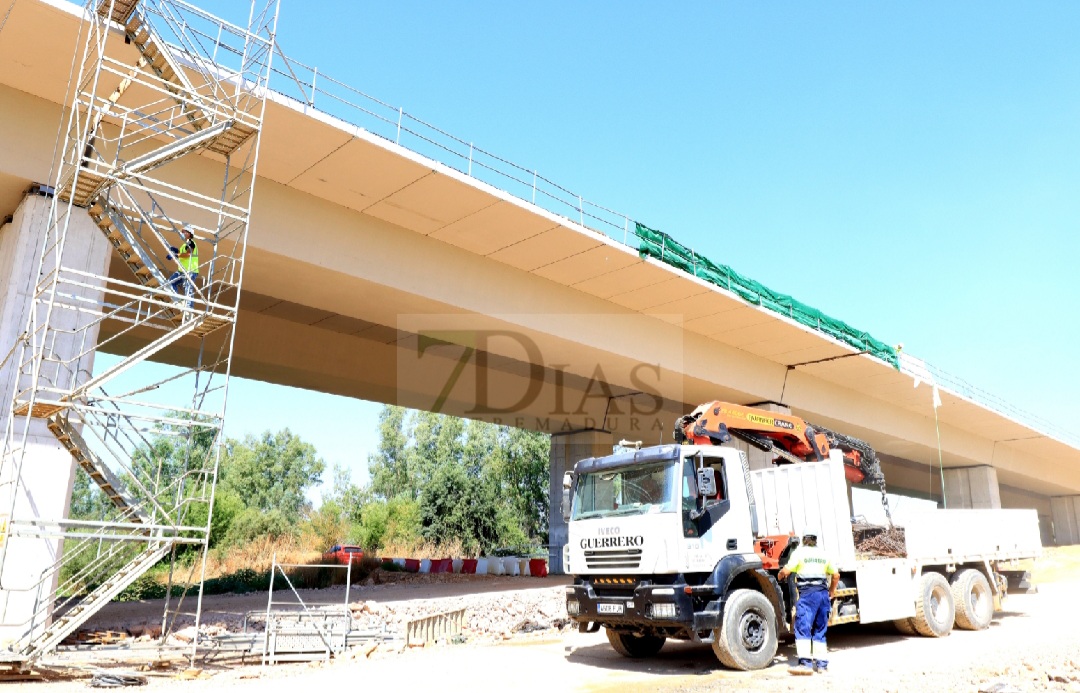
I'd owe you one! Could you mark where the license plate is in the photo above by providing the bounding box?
[597,603,624,615]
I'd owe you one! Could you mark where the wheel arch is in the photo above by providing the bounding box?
[711,555,789,636]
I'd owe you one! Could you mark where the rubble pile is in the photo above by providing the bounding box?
[349,586,568,642]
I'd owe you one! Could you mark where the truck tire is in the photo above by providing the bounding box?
[912,572,954,637]
[893,618,916,635]
[605,628,665,658]
[951,569,993,631]
[711,589,778,671]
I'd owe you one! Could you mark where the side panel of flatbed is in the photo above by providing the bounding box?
[904,509,1042,563]
[853,558,915,623]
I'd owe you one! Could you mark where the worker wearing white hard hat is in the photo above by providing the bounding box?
[778,528,840,675]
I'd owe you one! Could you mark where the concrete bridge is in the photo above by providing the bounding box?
[1,0,1078,596]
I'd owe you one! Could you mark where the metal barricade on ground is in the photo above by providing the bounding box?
[260,555,353,664]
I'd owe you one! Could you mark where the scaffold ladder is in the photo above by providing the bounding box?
[0,0,278,670]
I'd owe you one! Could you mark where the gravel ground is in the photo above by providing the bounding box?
[13,569,1080,692]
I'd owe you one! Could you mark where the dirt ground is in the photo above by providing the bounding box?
[11,550,1080,692]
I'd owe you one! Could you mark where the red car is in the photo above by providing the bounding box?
[323,544,365,565]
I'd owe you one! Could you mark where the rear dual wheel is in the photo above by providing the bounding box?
[951,569,994,631]
[912,572,954,637]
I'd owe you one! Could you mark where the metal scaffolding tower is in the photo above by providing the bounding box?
[0,0,277,668]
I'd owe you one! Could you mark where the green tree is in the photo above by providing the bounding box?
[499,428,551,541]
[219,428,324,521]
[367,406,411,500]
[419,457,500,554]
[323,463,368,526]
[353,496,421,552]
[363,405,552,552]
[69,467,113,521]
[129,414,220,520]
[307,464,368,548]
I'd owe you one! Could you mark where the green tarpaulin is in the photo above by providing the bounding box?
[635,223,899,369]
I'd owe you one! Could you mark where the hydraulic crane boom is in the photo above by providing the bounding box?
[673,400,885,486]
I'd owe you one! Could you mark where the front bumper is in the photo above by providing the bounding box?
[566,578,723,634]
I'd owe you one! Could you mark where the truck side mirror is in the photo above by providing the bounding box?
[697,467,717,498]
[561,472,574,522]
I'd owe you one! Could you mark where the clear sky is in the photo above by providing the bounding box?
[99,1,1080,497]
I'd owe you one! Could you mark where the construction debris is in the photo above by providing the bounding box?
[853,522,908,557]
[351,585,568,644]
[88,670,147,687]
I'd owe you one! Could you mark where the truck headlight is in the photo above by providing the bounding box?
[648,603,677,619]
[566,600,581,616]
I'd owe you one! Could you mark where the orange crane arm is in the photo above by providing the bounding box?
[674,400,884,486]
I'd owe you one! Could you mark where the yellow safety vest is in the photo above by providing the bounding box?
[178,240,199,274]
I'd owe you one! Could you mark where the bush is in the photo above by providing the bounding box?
[352,497,420,553]
[222,507,295,548]
[116,574,168,601]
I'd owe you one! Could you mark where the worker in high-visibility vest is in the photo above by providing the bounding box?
[778,528,840,675]
[168,226,199,307]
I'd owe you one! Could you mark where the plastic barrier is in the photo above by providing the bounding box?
[461,559,477,574]
[487,557,505,575]
[419,558,432,573]
[528,559,548,577]
[403,558,420,573]
[474,558,487,575]
[392,558,406,568]
[502,557,520,576]
[519,558,530,576]
[432,558,452,574]
[452,559,464,573]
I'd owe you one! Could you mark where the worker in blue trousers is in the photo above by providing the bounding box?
[778,528,840,675]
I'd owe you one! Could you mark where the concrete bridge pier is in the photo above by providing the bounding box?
[0,191,110,640]
[547,428,611,575]
[943,465,1002,509]
[1051,497,1080,545]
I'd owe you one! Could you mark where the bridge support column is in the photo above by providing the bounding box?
[547,429,611,575]
[0,191,111,640]
[942,465,1001,509]
[1051,497,1080,546]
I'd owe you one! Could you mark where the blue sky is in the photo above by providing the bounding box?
[99,1,1080,496]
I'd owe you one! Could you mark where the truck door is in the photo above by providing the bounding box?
[681,449,755,563]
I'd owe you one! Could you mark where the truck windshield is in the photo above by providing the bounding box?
[571,460,678,520]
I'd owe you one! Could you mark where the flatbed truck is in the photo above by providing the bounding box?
[563,443,1042,670]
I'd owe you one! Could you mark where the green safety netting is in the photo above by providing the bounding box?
[635,223,899,369]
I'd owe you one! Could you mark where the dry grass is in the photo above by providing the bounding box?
[1029,545,1080,584]
[202,535,321,579]
[379,537,469,560]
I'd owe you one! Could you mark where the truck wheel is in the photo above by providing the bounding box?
[951,569,993,631]
[912,572,954,637]
[711,589,778,671]
[893,618,916,635]
[605,628,665,658]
